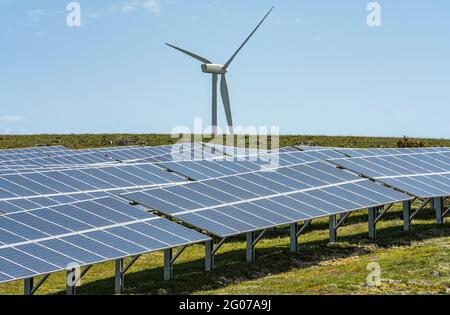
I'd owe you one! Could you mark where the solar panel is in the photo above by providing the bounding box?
[331,152,450,198]
[0,143,222,167]
[297,145,450,158]
[158,150,347,181]
[70,142,223,163]
[0,151,115,167]
[123,161,411,237]
[0,146,69,156]
[0,162,186,202]
[0,196,210,284]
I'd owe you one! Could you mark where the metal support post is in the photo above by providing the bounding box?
[403,200,411,231]
[290,223,298,253]
[246,232,255,263]
[164,248,173,281]
[329,215,337,242]
[205,240,213,271]
[115,258,124,294]
[66,269,77,295]
[433,197,443,225]
[368,207,377,239]
[24,278,33,295]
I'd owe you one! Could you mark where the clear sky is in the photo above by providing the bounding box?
[1,0,449,138]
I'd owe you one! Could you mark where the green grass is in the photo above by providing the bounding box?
[0,134,449,295]
[1,134,450,150]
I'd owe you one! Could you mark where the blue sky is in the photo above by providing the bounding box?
[1,0,449,138]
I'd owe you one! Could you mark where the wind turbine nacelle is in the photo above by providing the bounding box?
[201,64,227,74]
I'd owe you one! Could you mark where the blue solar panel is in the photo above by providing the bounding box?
[16,243,83,268]
[123,161,411,237]
[0,256,36,279]
[331,152,450,198]
[0,162,186,202]
[0,196,210,285]
[158,150,346,181]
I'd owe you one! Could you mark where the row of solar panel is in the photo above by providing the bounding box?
[73,143,221,163]
[332,152,450,178]
[0,197,157,243]
[0,146,69,156]
[88,144,174,161]
[0,164,106,176]
[159,150,345,181]
[170,180,410,237]
[297,145,450,157]
[380,174,450,198]
[0,220,208,283]
[0,186,154,215]
[0,143,225,170]
[337,147,450,158]
[0,163,184,200]
[205,143,300,158]
[125,161,361,214]
[136,148,224,164]
[328,151,450,199]
[0,191,106,214]
[124,161,410,237]
[0,151,115,166]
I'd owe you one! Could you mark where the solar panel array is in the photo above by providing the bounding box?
[1,142,449,291]
[0,151,115,167]
[0,143,223,172]
[335,147,450,158]
[0,146,69,156]
[204,143,300,158]
[123,161,411,237]
[297,145,450,158]
[332,151,450,198]
[159,150,346,180]
[0,162,185,204]
[78,142,224,163]
[0,196,209,284]
[0,189,148,215]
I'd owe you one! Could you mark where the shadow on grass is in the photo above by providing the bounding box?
[59,218,449,295]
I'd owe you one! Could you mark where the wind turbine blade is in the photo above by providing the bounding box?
[165,43,212,64]
[220,74,233,128]
[212,74,218,134]
[224,7,274,69]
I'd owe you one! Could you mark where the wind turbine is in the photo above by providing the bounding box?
[165,7,274,134]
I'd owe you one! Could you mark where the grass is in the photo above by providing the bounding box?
[1,134,450,150]
[0,134,449,295]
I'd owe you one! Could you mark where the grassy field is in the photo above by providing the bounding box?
[0,134,449,295]
[1,134,450,150]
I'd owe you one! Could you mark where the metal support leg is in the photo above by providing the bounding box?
[433,197,443,225]
[66,269,76,295]
[339,212,348,225]
[115,259,124,294]
[368,207,377,240]
[403,200,411,231]
[24,278,33,295]
[205,240,213,272]
[164,249,173,281]
[329,215,337,242]
[246,232,255,264]
[290,223,298,253]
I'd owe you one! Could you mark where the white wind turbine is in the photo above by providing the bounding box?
[165,7,274,134]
